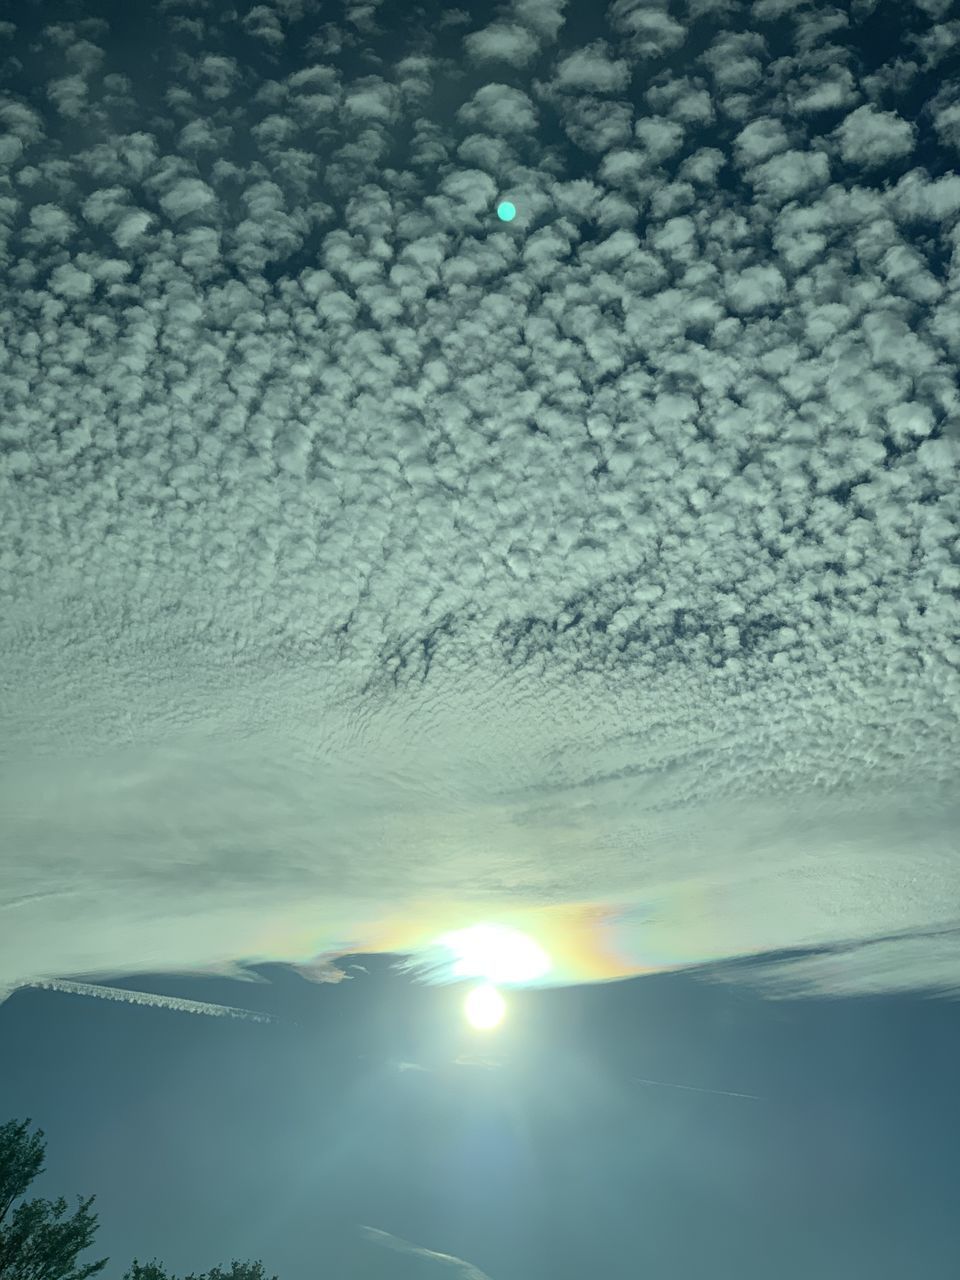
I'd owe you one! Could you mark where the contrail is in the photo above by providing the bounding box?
[359,1225,494,1280]
[632,1074,762,1101]
[21,978,279,1024]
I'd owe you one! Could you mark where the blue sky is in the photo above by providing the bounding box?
[1,0,959,1271]
[3,954,959,1280]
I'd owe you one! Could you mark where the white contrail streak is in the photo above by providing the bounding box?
[21,978,279,1024]
[359,1225,494,1280]
[632,1074,762,1101]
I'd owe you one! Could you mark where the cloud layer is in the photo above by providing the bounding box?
[1,0,959,1003]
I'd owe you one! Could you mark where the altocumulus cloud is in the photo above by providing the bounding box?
[1,0,959,1007]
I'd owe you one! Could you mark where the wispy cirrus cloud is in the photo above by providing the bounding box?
[360,1224,494,1280]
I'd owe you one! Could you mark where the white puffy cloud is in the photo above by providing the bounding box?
[26,203,76,244]
[241,4,286,47]
[733,116,790,165]
[1,0,959,1010]
[747,148,831,202]
[910,0,953,16]
[463,22,542,67]
[634,115,686,162]
[157,176,217,220]
[930,91,960,150]
[554,42,631,94]
[610,2,687,58]
[907,16,960,71]
[646,76,714,125]
[700,31,767,91]
[47,260,96,297]
[723,262,787,312]
[834,103,916,169]
[791,64,859,116]
[112,208,153,247]
[456,84,540,136]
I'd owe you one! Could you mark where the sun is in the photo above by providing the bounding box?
[464,983,506,1031]
[439,923,551,985]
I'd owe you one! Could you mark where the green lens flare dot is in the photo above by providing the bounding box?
[497,201,517,222]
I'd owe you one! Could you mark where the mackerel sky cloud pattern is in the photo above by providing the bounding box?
[1,0,959,1005]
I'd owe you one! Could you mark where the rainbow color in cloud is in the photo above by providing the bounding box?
[281,888,717,988]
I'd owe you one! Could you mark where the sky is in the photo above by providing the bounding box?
[3,956,960,1280]
[0,0,959,1269]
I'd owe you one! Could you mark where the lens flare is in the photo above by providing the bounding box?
[464,983,505,1030]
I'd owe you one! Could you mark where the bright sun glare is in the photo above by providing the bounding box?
[439,923,551,984]
[464,983,506,1031]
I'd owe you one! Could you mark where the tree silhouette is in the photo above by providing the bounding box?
[0,1118,107,1280]
[1,1119,276,1280]
[124,1263,277,1280]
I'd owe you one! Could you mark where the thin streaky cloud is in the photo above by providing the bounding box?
[453,1054,503,1070]
[631,1074,763,1101]
[21,978,280,1024]
[359,1224,494,1280]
